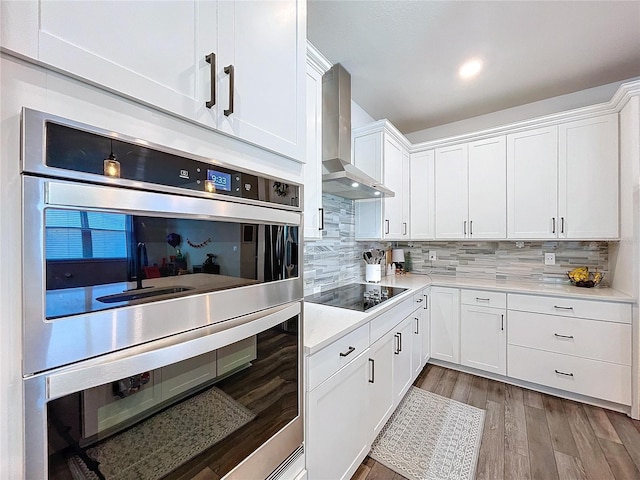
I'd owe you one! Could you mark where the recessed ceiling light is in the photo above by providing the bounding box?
[374,191,381,196]
[458,58,483,79]
[351,182,359,188]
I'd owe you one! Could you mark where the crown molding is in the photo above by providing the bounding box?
[410,79,640,152]
[306,41,332,75]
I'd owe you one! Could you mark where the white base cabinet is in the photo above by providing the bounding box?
[367,331,395,439]
[307,351,370,480]
[392,315,415,405]
[460,305,506,375]
[430,287,460,363]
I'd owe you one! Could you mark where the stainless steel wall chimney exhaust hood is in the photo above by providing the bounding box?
[321,64,394,200]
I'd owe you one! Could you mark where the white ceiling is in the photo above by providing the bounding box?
[307,0,640,135]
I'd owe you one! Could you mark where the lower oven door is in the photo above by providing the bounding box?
[24,301,303,480]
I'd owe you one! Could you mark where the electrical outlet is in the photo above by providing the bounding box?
[429,250,437,261]
[544,253,556,265]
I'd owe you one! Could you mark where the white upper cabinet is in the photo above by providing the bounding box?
[434,136,506,240]
[303,52,325,239]
[410,150,435,240]
[434,144,468,239]
[507,126,558,239]
[2,0,306,162]
[558,114,619,239]
[214,1,305,161]
[467,137,507,238]
[507,114,618,240]
[354,123,410,240]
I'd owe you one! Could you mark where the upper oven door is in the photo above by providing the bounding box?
[23,175,302,374]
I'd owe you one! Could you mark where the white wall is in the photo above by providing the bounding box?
[351,100,375,129]
[407,79,637,143]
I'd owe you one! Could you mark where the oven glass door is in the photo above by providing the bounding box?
[25,303,302,480]
[23,176,302,373]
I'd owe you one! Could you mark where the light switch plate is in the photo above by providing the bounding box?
[429,250,436,261]
[544,253,556,265]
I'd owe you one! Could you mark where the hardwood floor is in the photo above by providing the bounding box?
[352,364,640,480]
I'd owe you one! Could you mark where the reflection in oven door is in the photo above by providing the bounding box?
[26,303,302,480]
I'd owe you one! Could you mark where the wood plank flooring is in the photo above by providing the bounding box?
[352,364,640,480]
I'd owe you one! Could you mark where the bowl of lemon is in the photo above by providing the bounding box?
[567,267,604,288]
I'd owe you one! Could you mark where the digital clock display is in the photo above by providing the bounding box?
[206,169,232,192]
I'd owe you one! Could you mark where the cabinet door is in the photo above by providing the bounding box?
[422,289,431,364]
[36,0,212,123]
[507,126,558,239]
[303,59,324,239]
[353,132,383,182]
[460,305,506,375]
[410,150,435,240]
[558,114,619,239]
[411,309,424,378]
[383,135,406,239]
[435,144,468,239]
[355,199,383,240]
[217,0,305,161]
[307,352,369,480]
[368,332,395,441]
[468,136,506,238]
[392,315,414,405]
[430,287,460,363]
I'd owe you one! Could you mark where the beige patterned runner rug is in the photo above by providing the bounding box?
[370,387,485,480]
[67,386,255,480]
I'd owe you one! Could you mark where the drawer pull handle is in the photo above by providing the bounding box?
[368,358,375,383]
[554,305,574,310]
[501,314,504,331]
[424,294,428,309]
[475,297,490,302]
[339,346,356,357]
[554,369,574,377]
[394,334,400,355]
[415,317,419,335]
[554,333,574,339]
[416,298,424,303]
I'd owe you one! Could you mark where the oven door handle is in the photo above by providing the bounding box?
[37,301,301,401]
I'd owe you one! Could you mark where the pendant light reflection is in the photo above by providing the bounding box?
[103,138,121,178]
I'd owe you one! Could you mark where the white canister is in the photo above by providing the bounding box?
[366,264,382,283]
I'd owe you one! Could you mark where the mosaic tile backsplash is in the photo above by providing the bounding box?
[303,194,609,295]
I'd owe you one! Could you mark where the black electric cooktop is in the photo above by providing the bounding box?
[305,283,408,312]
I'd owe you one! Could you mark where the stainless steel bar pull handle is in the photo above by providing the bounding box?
[368,358,375,383]
[339,346,355,357]
[424,294,428,309]
[464,220,467,235]
[554,305,574,310]
[224,64,235,116]
[554,369,574,377]
[415,317,419,335]
[318,207,324,231]
[398,332,403,352]
[561,217,565,234]
[385,220,390,235]
[552,217,556,234]
[205,53,216,108]
[403,222,407,235]
[394,334,400,354]
[554,333,574,339]
[470,220,473,236]
[475,297,490,302]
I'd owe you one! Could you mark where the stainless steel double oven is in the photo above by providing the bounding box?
[21,109,303,480]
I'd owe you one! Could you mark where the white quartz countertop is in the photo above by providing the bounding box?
[303,274,635,355]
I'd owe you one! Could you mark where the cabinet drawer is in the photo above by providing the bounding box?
[508,345,631,405]
[461,289,506,308]
[413,289,428,311]
[508,293,631,324]
[508,311,631,365]
[308,324,369,391]
[369,297,415,344]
